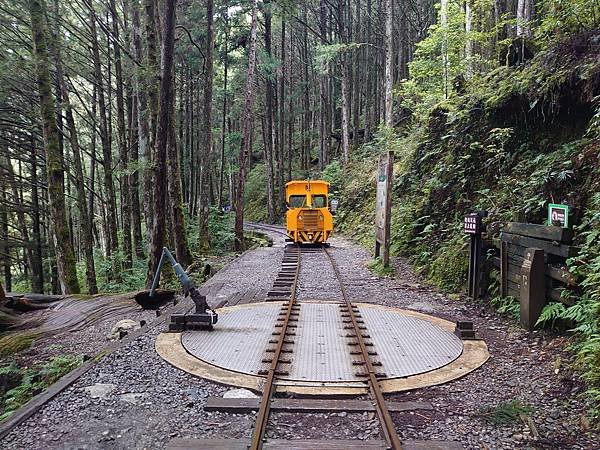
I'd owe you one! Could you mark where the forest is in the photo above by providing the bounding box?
[1,0,600,429]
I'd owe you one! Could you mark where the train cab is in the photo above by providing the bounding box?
[285,180,334,244]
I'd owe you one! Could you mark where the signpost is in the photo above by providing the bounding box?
[375,151,394,267]
[465,212,485,300]
[548,204,569,228]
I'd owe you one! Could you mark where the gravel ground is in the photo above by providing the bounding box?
[2,228,599,449]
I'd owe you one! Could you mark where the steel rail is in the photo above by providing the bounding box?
[249,244,302,450]
[323,247,403,450]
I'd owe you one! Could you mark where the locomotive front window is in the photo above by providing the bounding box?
[312,195,327,208]
[289,195,307,208]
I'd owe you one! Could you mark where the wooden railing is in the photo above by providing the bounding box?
[485,222,578,330]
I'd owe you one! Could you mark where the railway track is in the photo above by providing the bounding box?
[244,232,402,449]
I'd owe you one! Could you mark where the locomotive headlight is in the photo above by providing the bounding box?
[318,212,324,221]
[298,215,303,221]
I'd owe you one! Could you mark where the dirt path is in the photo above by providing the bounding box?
[1,230,598,449]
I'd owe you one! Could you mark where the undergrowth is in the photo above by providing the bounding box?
[0,355,82,422]
[479,399,534,425]
[367,257,395,277]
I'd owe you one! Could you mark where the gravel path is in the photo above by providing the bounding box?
[2,229,599,449]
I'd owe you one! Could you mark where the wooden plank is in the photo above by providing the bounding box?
[520,248,546,330]
[167,439,463,450]
[501,232,577,258]
[500,241,508,298]
[0,296,195,440]
[203,397,434,414]
[504,222,573,244]
[546,265,575,286]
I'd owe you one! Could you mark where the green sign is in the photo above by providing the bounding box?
[548,203,569,228]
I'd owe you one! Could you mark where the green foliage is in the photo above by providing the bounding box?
[491,296,520,319]
[244,164,269,222]
[427,237,468,292]
[314,42,363,71]
[90,254,147,294]
[207,208,236,252]
[322,161,344,197]
[536,0,600,42]
[367,257,395,278]
[480,399,534,425]
[0,355,82,422]
[0,332,38,358]
[535,302,567,328]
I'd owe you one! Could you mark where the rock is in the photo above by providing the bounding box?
[119,393,145,404]
[223,388,258,399]
[83,383,117,399]
[107,319,141,341]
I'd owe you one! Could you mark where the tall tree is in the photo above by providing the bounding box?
[234,0,259,251]
[29,0,80,294]
[52,2,98,294]
[383,0,393,127]
[146,0,178,286]
[199,0,214,251]
[110,0,133,268]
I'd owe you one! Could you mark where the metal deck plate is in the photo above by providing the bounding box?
[181,303,280,375]
[286,302,356,381]
[358,306,463,378]
[180,302,463,382]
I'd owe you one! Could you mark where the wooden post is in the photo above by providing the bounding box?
[520,248,545,330]
[374,151,393,267]
[500,241,508,297]
[465,213,483,300]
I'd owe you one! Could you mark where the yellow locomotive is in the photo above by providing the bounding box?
[285,180,334,244]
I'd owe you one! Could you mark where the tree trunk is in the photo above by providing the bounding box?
[218,11,229,210]
[144,0,159,234]
[110,0,132,269]
[441,0,449,98]
[29,0,80,294]
[30,133,45,293]
[52,12,98,294]
[264,0,276,222]
[199,0,214,251]
[234,0,259,251]
[127,0,145,260]
[89,3,119,258]
[383,0,393,127]
[146,0,178,286]
[168,74,191,267]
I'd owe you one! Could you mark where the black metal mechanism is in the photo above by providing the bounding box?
[149,247,218,331]
[465,211,487,300]
[454,321,477,340]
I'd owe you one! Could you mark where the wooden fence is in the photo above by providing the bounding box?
[485,222,578,330]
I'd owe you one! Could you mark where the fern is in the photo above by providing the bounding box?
[535,302,567,328]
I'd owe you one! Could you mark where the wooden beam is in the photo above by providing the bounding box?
[167,438,464,450]
[501,232,577,258]
[203,397,433,414]
[504,222,573,243]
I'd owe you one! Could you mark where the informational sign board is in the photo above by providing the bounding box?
[548,204,569,228]
[464,213,481,235]
[375,151,394,266]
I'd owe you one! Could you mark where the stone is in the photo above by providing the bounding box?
[223,388,258,399]
[119,393,145,405]
[107,319,141,341]
[83,383,117,399]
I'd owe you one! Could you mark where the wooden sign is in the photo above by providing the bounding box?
[375,151,394,266]
[464,213,481,235]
